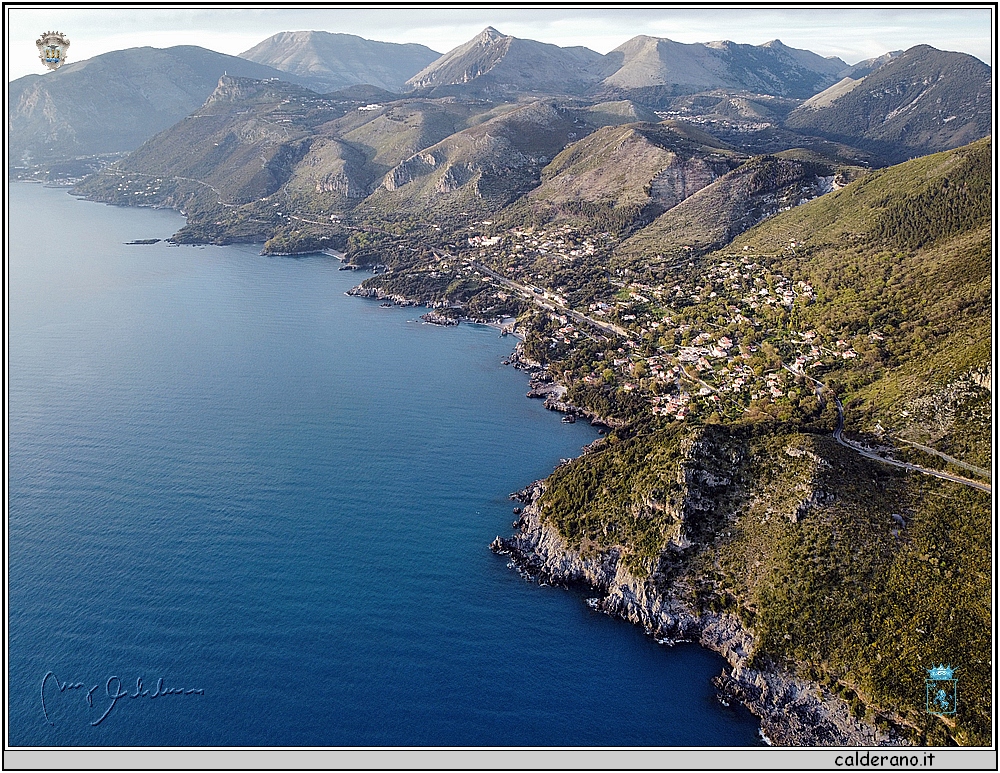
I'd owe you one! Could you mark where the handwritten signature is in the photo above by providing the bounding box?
[41,672,204,726]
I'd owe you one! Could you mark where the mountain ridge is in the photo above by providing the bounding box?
[11,31,988,171]
[598,35,850,101]
[8,45,317,165]
[70,40,991,251]
[239,30,440,93]
[785,45,992,162]
[406,27,608,96]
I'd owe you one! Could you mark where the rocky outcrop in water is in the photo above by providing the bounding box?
[502,341,541,371]
[420,310,459,326]
[345,285,420,306]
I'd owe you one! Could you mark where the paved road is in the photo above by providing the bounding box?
[464,258,633,340]
[786,365,991,493]
[890,436,991,480]
[830,396,992,494]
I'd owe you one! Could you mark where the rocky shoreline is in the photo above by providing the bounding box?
[343,279,898,745]
[345,284,422,306]
[490,484,911,747]
[420,310,459,326]
[346,285,522,333]
[504,342,623,429]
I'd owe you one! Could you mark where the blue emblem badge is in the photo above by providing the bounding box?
[925,664,957,716]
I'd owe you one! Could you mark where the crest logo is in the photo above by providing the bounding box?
[925,664,957,716]
[36,31,70,71]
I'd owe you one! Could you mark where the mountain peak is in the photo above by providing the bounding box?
[478,26,506,43]
[602,36,847,97]
[786,44,992,163]
[406,27,603,94]
[8,45,316,165]
[239,30,439,92]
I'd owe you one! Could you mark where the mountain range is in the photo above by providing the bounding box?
[14,26,992,260]
[69,36,988,255]
[598,36,848,101]
[12,27,988,170]
[8,45,314,166]
[405,28,853,101]
[239,30,440,93]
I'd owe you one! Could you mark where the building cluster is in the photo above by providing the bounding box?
[410,219,882,422]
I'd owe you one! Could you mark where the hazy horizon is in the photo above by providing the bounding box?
[6,6,994,81]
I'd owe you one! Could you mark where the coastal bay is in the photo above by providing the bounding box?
[8,183,762,747]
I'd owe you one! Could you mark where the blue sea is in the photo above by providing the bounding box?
[8,183,762,747]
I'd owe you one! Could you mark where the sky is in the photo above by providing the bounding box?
[5,5,995,82]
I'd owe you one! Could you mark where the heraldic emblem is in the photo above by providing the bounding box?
[925,664,958,716]
[36,31,70,71]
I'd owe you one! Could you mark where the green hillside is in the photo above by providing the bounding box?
[728,137,992,462]
[75,76,338,208]
[333,99,491,175]
[525,137,992,745]
[541,421,990,744]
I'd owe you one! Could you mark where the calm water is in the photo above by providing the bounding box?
[8,183,761,747]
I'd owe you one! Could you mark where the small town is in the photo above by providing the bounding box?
[405,217,876,424]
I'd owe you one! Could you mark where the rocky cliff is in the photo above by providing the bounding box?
[491,427,913,746]
[619,155,834,258]
[528,122,743,222]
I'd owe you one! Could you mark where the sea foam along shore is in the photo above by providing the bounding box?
[491,483,913,748]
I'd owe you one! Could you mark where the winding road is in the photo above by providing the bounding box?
[830,396,991,493]
[786,365,991,494]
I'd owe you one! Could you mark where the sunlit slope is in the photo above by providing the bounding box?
[728,136,992,462]
[618,155,837,259]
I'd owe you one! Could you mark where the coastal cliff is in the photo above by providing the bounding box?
[491,424,919,746]
[343,270,988,746]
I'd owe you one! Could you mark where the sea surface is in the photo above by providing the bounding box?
[8,182,762,747]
